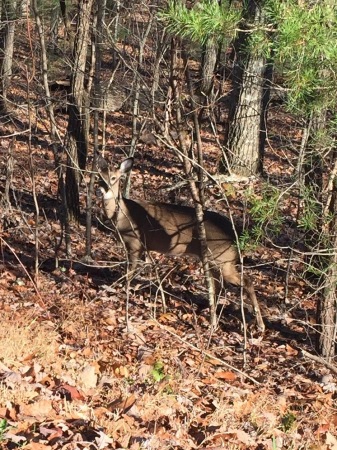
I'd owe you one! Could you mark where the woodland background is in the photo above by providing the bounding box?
[0,0,337,449]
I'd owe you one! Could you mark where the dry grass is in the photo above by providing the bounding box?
[0,310,59,369]
[0,309,59,406]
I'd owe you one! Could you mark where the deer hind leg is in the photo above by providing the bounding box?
[220,262,265,332]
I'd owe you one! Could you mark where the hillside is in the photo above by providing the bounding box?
[0,8,337,450]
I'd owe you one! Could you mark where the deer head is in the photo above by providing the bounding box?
[97,156,134,219]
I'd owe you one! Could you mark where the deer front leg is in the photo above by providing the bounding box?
[125,241,144,280]
[220,263,265,332]
[242,275,265,332]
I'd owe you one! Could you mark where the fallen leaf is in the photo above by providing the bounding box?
[202,377,217,385]
[236,429,254,445]
[326,431,337,449]
[214,371,237,381]
[317,423,330,435]
[80,364,98,389]
[286,344,298,356]
[24,443,52,450]
[138,364,152,379]
[114,365,129,377]
[95,429,114,448]
[39,425,63,441]
[159,312,177,322]
[55,384,85,401]
[0,407,9,419]
[20,399,54,420]
[4,432,27,445]
[108,394,136,413]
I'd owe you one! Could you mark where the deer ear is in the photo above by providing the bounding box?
[120,158,134,174]
[96,153,109,171]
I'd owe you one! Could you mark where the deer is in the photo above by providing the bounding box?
[96,156,265,332]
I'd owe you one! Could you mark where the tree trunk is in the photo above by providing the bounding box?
[318,261,337,360]
[124,10,154,198]
[316,150,337,360]
[198,37,218,123]
[223,0,269,177]
[65,0,94,222]
[200,38,217,97]
[85,0,106,259]
[0,0,17,116]
[31,0,70,262]
[299,110,337,360]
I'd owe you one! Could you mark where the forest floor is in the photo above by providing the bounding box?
[1,52,337,450]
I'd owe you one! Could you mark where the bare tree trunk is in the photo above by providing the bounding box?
[65,0,94,223]
[59,0,69,30]
[31,0,70,262]
[151,27,168,103]
[316,150,337,360]
[50,4,60,53]
[198,37,218,123]
[227,56,265,175]
[318,260,337,361]
[223,0,269,176]
[112,0,121,69]
[200,38,217,97]
[185,53,218,327]
[85,0,106,259]
[4,138,15,207]
[299,110,337,360]
[0,0,17,116]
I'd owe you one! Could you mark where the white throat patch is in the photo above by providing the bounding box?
[103,190,114,200]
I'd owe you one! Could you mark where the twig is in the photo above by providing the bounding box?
[0,236,44,306]
[153,319,261,385]
[300,347,337,375]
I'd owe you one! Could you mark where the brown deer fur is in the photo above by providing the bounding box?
[97,157,265,332]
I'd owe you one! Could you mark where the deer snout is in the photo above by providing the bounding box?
[97,186,115,200]
[96,186,105,198]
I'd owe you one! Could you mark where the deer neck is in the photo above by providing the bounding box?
[102,188,121,220]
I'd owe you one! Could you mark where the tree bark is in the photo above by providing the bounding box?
[31,0,71,261]
[0,0,17,116]
[299,110,337,360]
[223,0,269,177]
[200,38,217,97]
[65,0,94,222]
[85,0,106,259]
[316,150,337,360]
